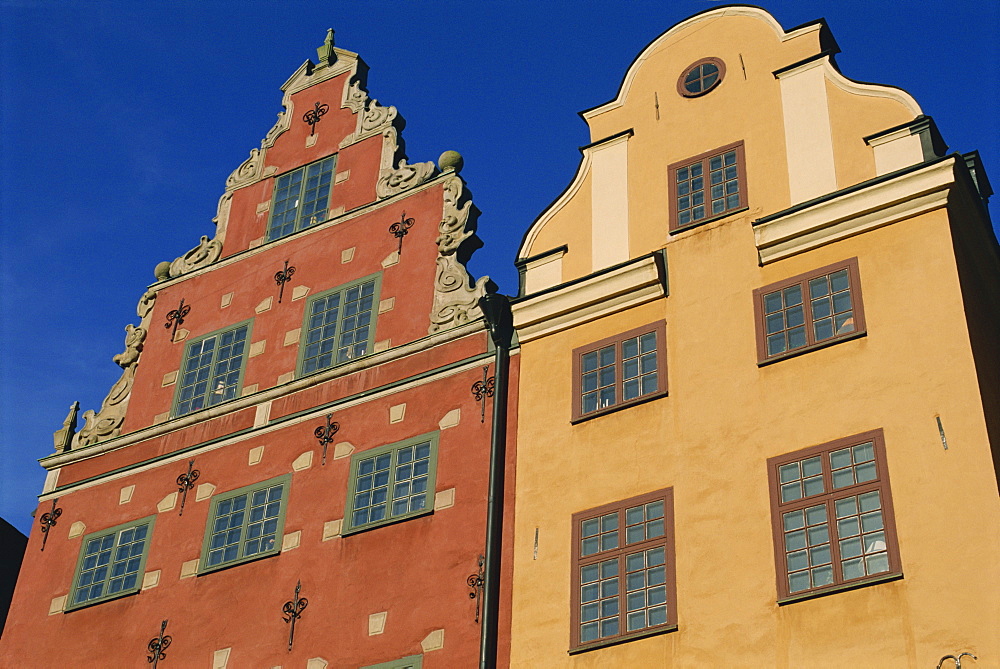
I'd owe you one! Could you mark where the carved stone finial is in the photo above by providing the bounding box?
[53,402,79,453]
[317,29,336,65]
[428,175,489,333]
[438,151,464,174]
[154,262,172,282]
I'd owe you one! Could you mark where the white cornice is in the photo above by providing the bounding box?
[512,254,665,342]
[582,7,820,121]
[754,158,956,264]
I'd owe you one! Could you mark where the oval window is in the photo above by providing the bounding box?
[678,58,725,97]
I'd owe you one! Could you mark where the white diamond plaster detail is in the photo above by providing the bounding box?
[381,251,399,268]
[161,370,178,387]
[333,442,354,460]
[248,446,265,465]
[221,292,234,308]
[157,492,178,513]
[180,559,199,579]
[241,384,259,397]
[378,297,395,314]
[281,530,301,552]
[119,485,135,505]
[421,629,445,652]
[212,648,232,669]
[291,285,310,301]
[254,402,272,427]
[68,521,86,538]
[322,519,343,541]
[434,488,456,510]
[292,451,314,471]
[141,570,161,591]
[48,595,67,615]
[249,340,266,358]
[255,296,273,313]
[368,612,387,635]
[277,371,296,385]
[196,483,216,502]
[284,329,301,346]
[341,247,355,264]
[439,409,461,430]
[334,170,350,184]
[389,403,406,424]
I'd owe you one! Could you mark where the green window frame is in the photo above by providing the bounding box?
[361,656,423,669]
[297,273,381,377]
[173,320,253,417]
[344,433,439,534]
[266,155,338,241]
[199,474,291,574]
[67,515,155,611]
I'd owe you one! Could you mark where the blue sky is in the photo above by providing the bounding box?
[1,1,997,535]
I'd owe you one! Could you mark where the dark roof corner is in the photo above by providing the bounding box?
[963,151,993,203]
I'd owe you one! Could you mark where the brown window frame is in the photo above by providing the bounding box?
[668,141,747,233]
[676,57,726,98]
[571,321,668,423]
[767,430,902,603]
[753,257,867,364]
[570,488,677,653]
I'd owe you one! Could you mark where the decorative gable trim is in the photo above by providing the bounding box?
[429,171,488,333]
[73,288,158,449]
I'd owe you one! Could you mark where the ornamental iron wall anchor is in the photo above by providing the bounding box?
[388,211,415,256]
[282,580,308,651]
[38,498,62,552]
[146,619,172,668]
[471,366,496,423]
[467,554,486,623]
[314,413,340,465]
[164,299,190,340]
[302,102,329,136]
[274,260,296,303]
[175,459,200,516]
[938,652,978,669]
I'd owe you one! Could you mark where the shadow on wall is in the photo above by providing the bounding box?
[0,518,27,638]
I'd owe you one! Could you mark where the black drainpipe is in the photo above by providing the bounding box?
[478,292,513,669]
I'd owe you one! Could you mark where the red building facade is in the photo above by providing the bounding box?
[1,32,516,668]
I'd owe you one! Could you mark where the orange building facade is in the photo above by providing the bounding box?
[508,7,998,668]
[1,32,517,668]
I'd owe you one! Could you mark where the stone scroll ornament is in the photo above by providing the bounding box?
[72,288,156,449]
[428,153,489,333]
[376,157,436,200]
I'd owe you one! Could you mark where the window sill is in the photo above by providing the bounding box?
[669,206,749,235]
[341,508,434,537]
[777,571,903,605]
[198,547,281,576]
[571,390,668,425]
[64,587,141,613]
[569,624,678,655]
[757,330,866,367]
